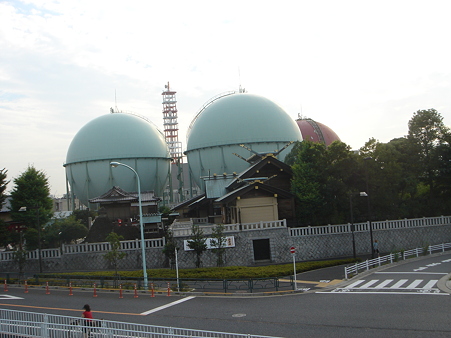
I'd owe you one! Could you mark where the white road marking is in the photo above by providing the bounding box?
[344,280,366,289]
[360,280,379,288]
[140,296,196,315]
[317,291,448,295]
[374,279,393,288]
[390,279,408,288]
[375,272,447,275]
[423,280,438,289]
[406,280,423,289]
[0,294,24,300]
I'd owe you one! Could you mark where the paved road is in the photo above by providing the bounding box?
[2,253,451,337]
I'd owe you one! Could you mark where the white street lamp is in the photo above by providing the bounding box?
[110,161,148,289]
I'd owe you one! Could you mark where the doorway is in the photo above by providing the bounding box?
[253,238,271,261]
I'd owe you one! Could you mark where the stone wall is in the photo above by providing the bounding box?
[2,224,451,273]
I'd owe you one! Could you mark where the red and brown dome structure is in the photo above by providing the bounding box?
[296,116,341,146]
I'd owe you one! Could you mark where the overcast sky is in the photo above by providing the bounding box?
[1,0,450,197]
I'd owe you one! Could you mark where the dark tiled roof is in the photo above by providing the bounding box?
[89,186,158,203]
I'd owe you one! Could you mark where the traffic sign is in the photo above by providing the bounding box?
[290,246,296,254]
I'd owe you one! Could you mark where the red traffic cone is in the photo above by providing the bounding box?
[134,284,138,298]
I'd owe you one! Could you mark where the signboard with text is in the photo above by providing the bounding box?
[184,236,235,251]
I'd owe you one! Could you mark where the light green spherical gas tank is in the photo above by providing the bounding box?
[185,93,302,189]
[64,113,171,206]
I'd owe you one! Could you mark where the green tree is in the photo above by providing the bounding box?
[9,166,53,238]
[408,109,450,202]
[104,232,126,280]
[0,169,10,247]
[210,224,226,267]
[72,209,97,229]
[290,141,327,226]
[162,229,177,269]
[13,249,28,278]
[58,216,88,244]
[187,225,207,268]
[290,141,360,225]
[0,168,8,207]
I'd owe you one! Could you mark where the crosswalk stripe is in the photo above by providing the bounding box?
[423,280,438,289]
[375,279,393,288]
[406,279,423,289]
[360,280,379,288]
[390,279,408,288]
[344,280,366,289]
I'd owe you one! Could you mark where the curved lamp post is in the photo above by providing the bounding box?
[349,192,368,259]
[110,161,148,289]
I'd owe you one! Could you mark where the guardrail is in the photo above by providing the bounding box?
[290,215,451,237]
[0,308,281,338]
[344,242,451,279]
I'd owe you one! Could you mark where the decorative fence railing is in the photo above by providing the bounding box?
[0,248,61,262]
[344,242,451,279]
[290,215,451,237]
[63,237,165,254]
[171,220,286,237]
[0,308,281,338]
[0,238,165,262]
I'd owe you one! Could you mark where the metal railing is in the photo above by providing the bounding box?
[344,242,451,279]
[290,215,451,237]
[0,308,281,338]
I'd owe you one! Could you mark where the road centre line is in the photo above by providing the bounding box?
[141,296,196,315]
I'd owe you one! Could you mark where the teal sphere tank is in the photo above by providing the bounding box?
[185,93,303,189]
[64,112,171,207]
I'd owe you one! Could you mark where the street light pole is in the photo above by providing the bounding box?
[349,192,368,259]
[349,194,356,259]
[36,205,42,273]
[364,157,375,258]
[110,161,148,289]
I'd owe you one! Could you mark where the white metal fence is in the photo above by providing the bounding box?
[290,215,451,237]
[0,308,281,338]
[344,242,451,279]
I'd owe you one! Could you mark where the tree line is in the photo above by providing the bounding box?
[286,108,451,226]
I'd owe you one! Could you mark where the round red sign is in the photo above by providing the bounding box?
[290,246,296,254]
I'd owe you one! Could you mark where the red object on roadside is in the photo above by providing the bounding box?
[119,284,123,298]
[69,282,73,296]
[93,283,98,297]
[46,281,50,294]
[167,282,171,296]
[24,280,28,293]
[134,284,138,298]
[290,246,296,254]
[4,279,8,292]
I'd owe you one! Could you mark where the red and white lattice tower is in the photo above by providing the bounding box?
[162,82,183,162]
